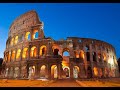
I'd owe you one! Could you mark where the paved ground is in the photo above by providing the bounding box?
[0,78,120,87]
[47,79,81,87]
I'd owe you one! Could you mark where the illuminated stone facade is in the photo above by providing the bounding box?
[2,10,119,79]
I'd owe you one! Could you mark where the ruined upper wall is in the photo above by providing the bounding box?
[9,10,41,35]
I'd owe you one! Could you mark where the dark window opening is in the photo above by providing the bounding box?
[86,52,90,61]
[93,52,96,62]
[85,45,89,51]
[42,48,45,56]
[54,49,59,56]
[87,66,92,78]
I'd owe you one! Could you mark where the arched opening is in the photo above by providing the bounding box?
[73,66,80,78]
[104,67,108,77]
[28,66,35,79]
[11,38,14,46]
[51,65,58,79]
[63,51,70,56]
[85,45,89,51]
[14,67,19,78]
[11,50,15,61]
[87,66,92,78]
[99,68,103,78]
[53,49,59,55]
[86,52,90,61]
[30,46,37,57]
[93,67,98,77]
[32,30,39,39]
[19,34,24,42]
[40,45,47,56]
[22,48,28,59]
[25,32,30,40]
[93,52,96,62]
[8,52,11,62]
[103,53,106,62]
[98,53,102,62]
[62,50,70,66]
[5,68,9,78]
[10,67,14,77]
[14,36,18,44]
[63,66,70,78]
[40,65,46,78]
[75,51,79,58]
[16,49,21,60]
[79,50,84,60]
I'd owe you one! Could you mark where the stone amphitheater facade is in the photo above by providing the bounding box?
[1,10,119,79]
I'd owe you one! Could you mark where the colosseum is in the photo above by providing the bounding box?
[1,10,119,80]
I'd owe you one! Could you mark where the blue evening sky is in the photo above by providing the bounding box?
[0,3,120,59]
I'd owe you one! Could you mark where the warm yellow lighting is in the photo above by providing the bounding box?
[11,38,14,46]
[93,67,98,76]
[51,65,57,78]
[74,66,80,72]
[22,48,28,59]
[98,53,101,59]
[40,45,46,56]
[25,32,30,40]
[62,60,69,67]
[40,65,46,77]
[41,65,46,70]
[32,30,38,39]
[14,36,18,44]
[103,53,106,61]
[80,50,84,59]
[30,46,37,57]
[8,52,11,62]
[76,53,79,58]
[11,50,15,60]
[16,49,21,59]
[108,57,114,65]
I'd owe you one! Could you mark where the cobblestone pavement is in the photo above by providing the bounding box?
[47,79,81,87]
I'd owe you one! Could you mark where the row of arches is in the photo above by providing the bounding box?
[5,45,47,62]
[5,65,115,79]
[9,30,39,46]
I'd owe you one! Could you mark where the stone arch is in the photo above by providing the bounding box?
[14,36,18,44]
[51,65,58,79]
[85,45,89,51]
[52,44,61,55]
[62,66,70,78]
[87,66,92,78]
[53,49,59,55]
[22,47,28,59]
[73,66,80,78]
[93,67,98,77]
[25,32,30,40]
[93,52,97,62]
[8,51,11,62]
[16,49,21,60]
[40,65,46,78]
[32,29,39,39]
[79,50,84,60]
[75,51,79,58]
[86,52,90,61]
[98,52,102,62]
[103,53,107,61]
[11,50,16,61]
[30,46,37,57]
[62,48,70,56]
[40,45,47,56]
[28,66,35,79]
[11,37,14,46]
[14,67,19,78]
